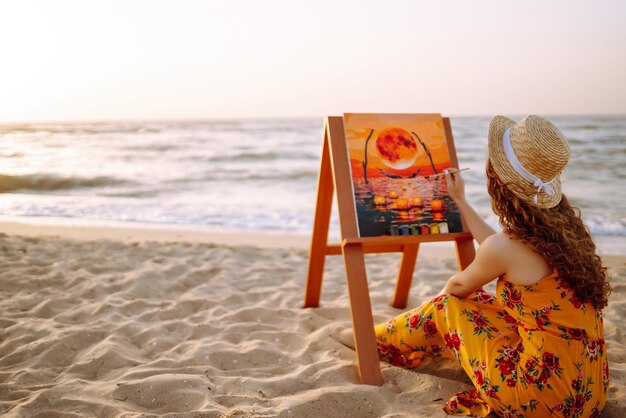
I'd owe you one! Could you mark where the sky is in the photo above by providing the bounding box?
[0,0,625,122]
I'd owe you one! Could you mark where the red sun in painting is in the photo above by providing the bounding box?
[375,127,418,170]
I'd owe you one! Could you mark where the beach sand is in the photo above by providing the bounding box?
[0,222,624,417]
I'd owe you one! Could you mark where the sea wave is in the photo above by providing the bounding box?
[122,144,182,152]
[212,151,284,161]
[0,174,131,193]
[206,151,319,162]
[0,124,162,136]
[164,169,318,184]
[572,124,600,130]
[248,170,318,180]
[584,215,626,237]
[0,151,24,158]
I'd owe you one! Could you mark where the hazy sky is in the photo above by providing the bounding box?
[1,1,625,122]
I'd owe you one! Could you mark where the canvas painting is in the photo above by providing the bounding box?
[343,113,463,237]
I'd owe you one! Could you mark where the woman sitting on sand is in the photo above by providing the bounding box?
[374,115,610,417]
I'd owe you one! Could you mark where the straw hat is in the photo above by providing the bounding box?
[487,115,570,209]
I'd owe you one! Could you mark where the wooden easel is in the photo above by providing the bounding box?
[303,116,476,385]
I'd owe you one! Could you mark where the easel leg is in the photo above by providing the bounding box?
[343,243,383,385]
[304,135,334,308]
[392,243,420,309]
[454,237,476,270]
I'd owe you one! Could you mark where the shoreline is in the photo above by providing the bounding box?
[0,217,623,269]
[0,218,311,250]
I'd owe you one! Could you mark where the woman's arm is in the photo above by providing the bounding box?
[454,199,497,244]
[440,233,509,298]
[445,170,496,244]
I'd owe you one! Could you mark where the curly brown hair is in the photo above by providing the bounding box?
[486,161,611,310]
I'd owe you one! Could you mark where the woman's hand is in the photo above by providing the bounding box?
[444,169,466,203]
[443,167,497,244]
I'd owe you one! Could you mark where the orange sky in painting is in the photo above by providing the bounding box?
[344,113,452,178]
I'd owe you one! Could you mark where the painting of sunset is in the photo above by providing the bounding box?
[343,113,463,237]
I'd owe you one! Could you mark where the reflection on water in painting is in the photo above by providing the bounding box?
[353,176,462,237]
[343,113,461,237]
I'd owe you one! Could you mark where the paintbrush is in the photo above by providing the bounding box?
[428,168,470,178]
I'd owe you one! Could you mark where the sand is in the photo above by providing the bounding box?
[0,221,624,417]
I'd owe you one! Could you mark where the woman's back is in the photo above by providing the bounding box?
[489,232,555,286]
[496,268,608,416]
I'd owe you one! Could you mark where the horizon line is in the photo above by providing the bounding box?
[0,112,625,125]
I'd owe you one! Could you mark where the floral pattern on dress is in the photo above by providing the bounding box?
[373,269,609,417]
[461,308,500,340]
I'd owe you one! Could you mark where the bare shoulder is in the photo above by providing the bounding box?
[475,232,516,271]
[482,232,554,285]
[479,232,518,257]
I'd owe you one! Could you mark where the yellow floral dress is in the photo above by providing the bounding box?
[374,270,609,417]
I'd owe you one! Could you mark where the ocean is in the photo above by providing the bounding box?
[0,116,624,254]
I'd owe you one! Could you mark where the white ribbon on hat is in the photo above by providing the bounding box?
[503,128,556,203]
